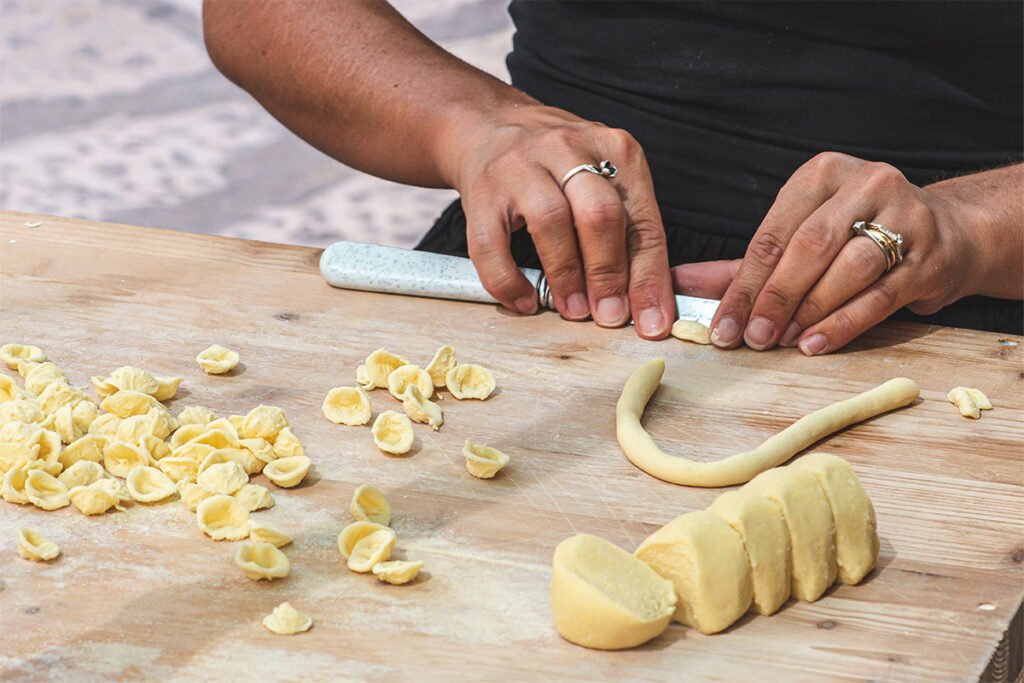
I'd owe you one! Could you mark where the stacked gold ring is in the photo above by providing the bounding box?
[851,220,904,272]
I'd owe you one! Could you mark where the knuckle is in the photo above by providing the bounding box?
[802,151,852,181]
[869,281,900,311]
[829,308,860,338]
[746,231,787,264]
[544,261,582,287]
[525,198,571,231]
[796,296,828,325]
[850,239,886,274]
[758,282,794,311]
[602,127,640,157]
[576,200,626,234]
[794,222,835,257]
[862,162,906,191]
[626,221,667,254]
[584,259,628,285]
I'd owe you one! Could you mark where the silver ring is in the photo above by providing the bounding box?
[559,160,617,190]
[851,220,904,272]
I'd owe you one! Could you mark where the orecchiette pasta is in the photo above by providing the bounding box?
[1,344,46,369]
[233,483,274,512]
[103,441,154,478]
[25,469,70,510]
[196,494,251,540]
[262,602,312,635]
[401,386,443,431]
[425,345,456,388]
[57,460,105,489]
[337,521,397,573]
[235,541,290,580]
[350,484,391,526]
[372,560,424,585]
[58,435,107,469]
[463,440,510,479]
[196,344,240,375]
[158,456,199,483]
[386,365,433,401]
[270,427,303,458]
[262,455,311,488]
[197,461,249,495]
[249,522,292,548]
[177,405,217,427]
[322,386,372,426]
[68,481,123,515]
[362,348,408,389]
[17,527,59,561]
[125,466,177,503]
[371,411,414,455]
[241,405,288,441]
[445,364,496,400]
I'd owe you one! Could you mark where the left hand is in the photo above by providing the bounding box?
[671,152,984,355]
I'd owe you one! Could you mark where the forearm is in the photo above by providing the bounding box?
[926,163,1023,300]
[202,0,534,188]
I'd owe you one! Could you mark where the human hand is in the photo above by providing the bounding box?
[444,104,676,339]
[671,152,985,355]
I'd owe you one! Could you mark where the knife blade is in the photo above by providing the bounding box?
[320,241,720,325]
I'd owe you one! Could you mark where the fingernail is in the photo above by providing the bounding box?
[566,292,590,320]
[637,308,666,337]
[799,333,828,356]
[780,321,801,347]
[514,295,538,315]
[595,296,628,327]
[710,317,740,347]
[744,316,775,350]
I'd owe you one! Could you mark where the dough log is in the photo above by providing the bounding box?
[615,359,919,487]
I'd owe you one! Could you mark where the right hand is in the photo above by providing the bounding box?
[442,104,676,339]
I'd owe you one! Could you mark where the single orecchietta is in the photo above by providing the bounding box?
[196,494,251,540]
[463,440,510,479]
[57,460,105,489]
[241,405,288,441]
[235,541,290,580]
[69,480,125,515]
[322,386,372,426]
[250,522,292,548]
[262,455,311,488]
[373,560,424,585]
[350,484,391,526]
[670,320,711,345]
[25,470,70,510]
[17,527,60,561]
[371,411,414,455]
[197,461,249,495]
[233,483,275,512]
[125,465,177,503]
[947,386,992,419]
[387,365,434,401]
[445,364,496,400]
[337,521,397,572]
[402,386,443,431]
[262,602,312,635]
[360,348,408,389]
[1,343,46,369]
[196,344,240,375]
[425,345,456,387]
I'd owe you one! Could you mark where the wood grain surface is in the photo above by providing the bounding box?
[1,211,1021,682]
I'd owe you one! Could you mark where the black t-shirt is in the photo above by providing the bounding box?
[419,1,1023,333]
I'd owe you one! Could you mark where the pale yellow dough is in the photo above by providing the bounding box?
[197,461,249,495]
[17,527,60,561]
[361,348,408,389]
[791,452,878,585]
[401,385,442,430]
[126,466,177,503]
[241,405,288,441]
[233,483,275,512]
[235,541,290,580]
[262,602,312,635]
[197,494,251,540]
[250,522,292,548]
[69,480,124,515]
[947,386,992,419]
[271,427,304,457]
[425,345,456,387]
[635,510,753,634]
[373,560,424,585]
[58,460,105,489]
[670,320,711,344]
[463,440,509,479]
[387,365,434,400]
[371,411,414,455]
[262,455,311,488]
[616,359,920,487]
[745,466,837,602]
[708,489,791,615]
[337,521,396,572]
[551,533,676,650]
[445,364,495,400]
[350,484,391,526]
[321,386,372,426]
[25,470,70,510]
[196,344,239,374]
[1,344,46,369]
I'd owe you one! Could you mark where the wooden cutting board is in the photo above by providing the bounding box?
[1,211,1021,682]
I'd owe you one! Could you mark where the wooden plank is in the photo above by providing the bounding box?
[1,210,1021,681]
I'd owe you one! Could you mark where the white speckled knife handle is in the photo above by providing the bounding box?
[320,241,553,308]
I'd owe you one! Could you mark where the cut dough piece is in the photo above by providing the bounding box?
[69,481,122,515]
[337,521,397,572]
[59,434,106,470]
[552,533,676,650]
[791,452,879,585]
[17,528,59,561]
[125,466,177,503]
[322,386,372,426]
[177,405,217,427]
[58,460,105,489]
[197,461,249,495]
[250,522,292,548]
[262,602,312,635]
[387,365,433,401]
[271,427,304,458]
[402,385,442,431]
[103,441,154,478]
[179,481,216,512]
[1,343,46,369]
[233,483,275,512]
[25,470,70,510]
[197,494,251,540]
[947,386,992,419]
[425,345,457,387]
[241,405,288,441]
[670,320,711,344]
[445,364,495,400]
[362,348,408,390]
[463,440,509,479]
[745,467,837,602]
[350,484,391,526]
[235,541,290,580]
[373,560,424,585]
[371,411,414,455]
[616,359,920,487]
[708,489,791,616]
[262,455,311,488]
[635,510,753,634]
[196,344,239,374]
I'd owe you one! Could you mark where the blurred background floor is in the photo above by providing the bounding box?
[0,0,513,247]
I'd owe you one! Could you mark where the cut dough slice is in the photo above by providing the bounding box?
[373,560,423,585]
[125,466,177,503]
[670,320,711,344]
[463,440,509,479]
[445,364,495,400]
[235,541,290,580]
[350,484,391,526]
[197,494,251,540]
[425,345,456,387]
[401,385,442,431]
[791,452,878,585]
[387,365,434,401]
[616,359,920,487]
[337,521,397,573]
[25,470,70,510]
[262,455,311,488]
[745,467,837,601]
[250,522,292,548]
[708,489,791,615]
[634,510,753,634]
[17,527,59,561]
[371,411,414,455]
[262,602,312,635]
[552,533,676,650]
[196,344,239,374]
[197,461,249,495]
[321,386,372,426]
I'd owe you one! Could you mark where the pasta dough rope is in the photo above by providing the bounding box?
[616,359,919,487]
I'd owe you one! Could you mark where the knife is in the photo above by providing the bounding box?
[320,241,720,327]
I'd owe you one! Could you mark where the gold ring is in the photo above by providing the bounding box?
[851,220,904,272]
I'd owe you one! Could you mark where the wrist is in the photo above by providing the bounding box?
[925,186,994,300]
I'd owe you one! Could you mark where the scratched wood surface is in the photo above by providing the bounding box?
[0,211,1021,682]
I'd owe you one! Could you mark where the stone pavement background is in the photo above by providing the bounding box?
[0,0,514,247]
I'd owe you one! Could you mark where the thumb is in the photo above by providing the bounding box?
[671,259,742,299]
